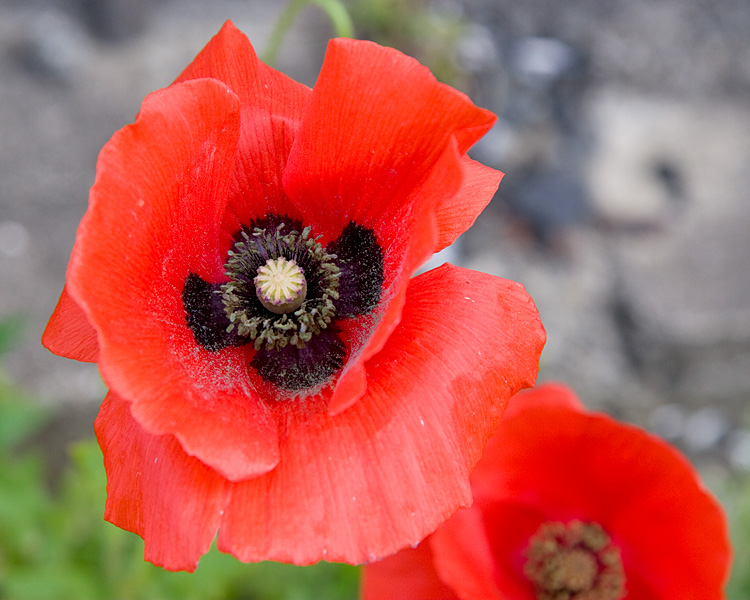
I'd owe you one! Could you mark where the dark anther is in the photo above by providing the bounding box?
[327,222,384,318]
[183,273,243,351]
[251,327,346,390]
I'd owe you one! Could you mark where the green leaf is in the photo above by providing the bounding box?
[0,375,49,451]
[0,314,25,356]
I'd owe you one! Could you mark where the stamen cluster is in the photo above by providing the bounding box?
[221,224,340,350]
[524,520,625,600]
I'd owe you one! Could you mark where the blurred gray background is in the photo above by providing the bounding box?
[1,0,749,475]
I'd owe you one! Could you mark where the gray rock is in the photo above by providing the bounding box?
[588,93,750,409]
[683,406,730,452]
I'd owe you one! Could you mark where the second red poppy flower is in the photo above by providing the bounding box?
[363,384,731,600]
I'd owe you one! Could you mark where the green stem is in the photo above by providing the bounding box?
[262,0,354,67]
[312,0,355,38]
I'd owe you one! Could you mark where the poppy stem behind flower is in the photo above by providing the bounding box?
[262,0,354,67]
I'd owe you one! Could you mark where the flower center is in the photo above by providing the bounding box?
[254,257,307,314]
[221,223,340,351]
[524,520,626,600]
[182,215,384,392]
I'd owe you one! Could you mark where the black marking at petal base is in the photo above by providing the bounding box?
[183,273,245,351]
[327,222,384,318]
[250,327,346,391]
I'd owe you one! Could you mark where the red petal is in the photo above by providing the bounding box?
[357,138,466,356]
[429,506,505,600]
[473,385,732,599]
[328,362,367,416]
[362,544,460,600]
[434,157,504,253]
[96,391,229,572]
[215,264,544,564]
[283,37,495,238]
[328,139,466,415]
[42,285,99,362]
[479,502,548,600]
[175,20,311,234]
[69,79,279,481]
[283,39,496,409]
[504,381,584,418]
[592,420,731,599]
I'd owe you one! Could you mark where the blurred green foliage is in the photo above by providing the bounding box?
[718,477,750,598]
[0,320,359,600]
[0,316,25,358]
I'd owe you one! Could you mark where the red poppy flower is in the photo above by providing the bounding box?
[363,383,732,600]
[41,22,546,571]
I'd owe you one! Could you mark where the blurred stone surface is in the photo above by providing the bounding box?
[683,406,730,453]
[728,430,750,472]
[80,0,149,42]
[588,94,750,409]
[12,7,89,82]
[648,403,687,442]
